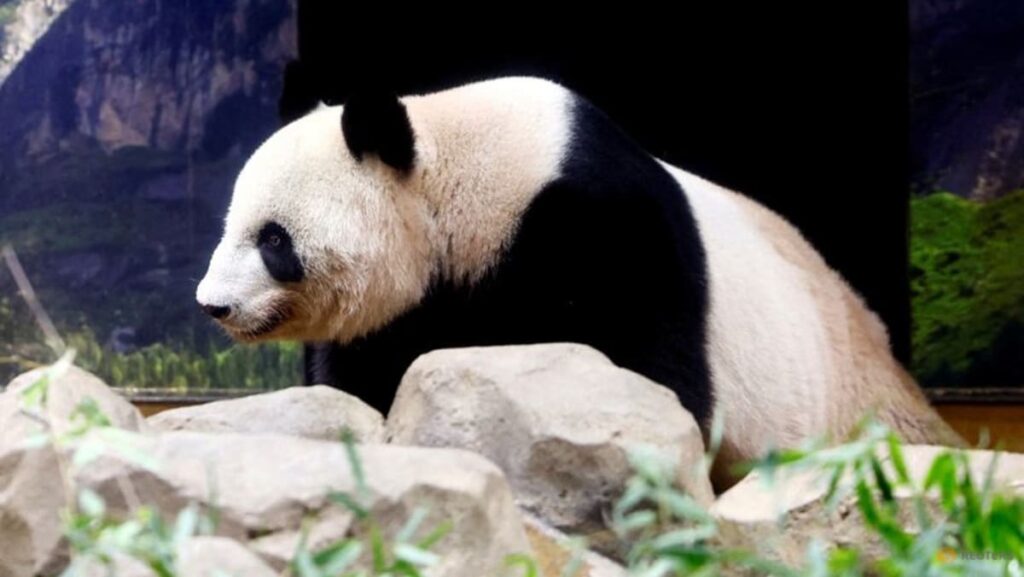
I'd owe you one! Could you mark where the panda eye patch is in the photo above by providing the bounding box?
[257,221,304,283]
[257,222,290,249]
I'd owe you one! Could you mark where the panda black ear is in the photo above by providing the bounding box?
[341,91,416,172]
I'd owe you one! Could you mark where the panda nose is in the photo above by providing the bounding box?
[200,304,232,320]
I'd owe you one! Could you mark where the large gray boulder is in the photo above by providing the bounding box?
[712,445,1024,567]
[0,365,147,577]
[148,385,385,442]
[386,344,714,538]
[73,431,531,577]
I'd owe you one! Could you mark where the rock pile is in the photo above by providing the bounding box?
[1,343,1020,576]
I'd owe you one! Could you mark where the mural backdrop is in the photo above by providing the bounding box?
[910,0,1024,390]
[0,0,302,391]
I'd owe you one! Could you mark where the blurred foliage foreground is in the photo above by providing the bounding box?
[910,190,1024,388]
[18,352,1024,577]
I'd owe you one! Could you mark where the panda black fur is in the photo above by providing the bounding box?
[197,77,961,484]
[307,93,713,423]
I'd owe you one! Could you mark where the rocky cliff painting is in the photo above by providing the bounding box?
[0,0,301,391]
[910,0,1024,389]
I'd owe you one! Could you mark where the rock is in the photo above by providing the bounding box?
[73,431,531,577]
[148,385,385,443]
[522,514,628,577]
[1,0,295,158]
[78,553,155,577]
[711,445,1024,567]
[76,536,276,577]
[1,364,148,440]
[386,343,714,538]
[0,365,147,577]
[178,536,277,577]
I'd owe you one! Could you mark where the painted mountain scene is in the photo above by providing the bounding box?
[0,0,302,392]
[910,0,1024,389]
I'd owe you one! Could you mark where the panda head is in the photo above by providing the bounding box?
[195,92,435,344]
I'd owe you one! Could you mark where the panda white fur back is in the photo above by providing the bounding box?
[197,76,960,487]
[670,168,960,476]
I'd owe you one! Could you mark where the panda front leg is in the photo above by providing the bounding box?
[301,329,429,415]
[303,342,335,388]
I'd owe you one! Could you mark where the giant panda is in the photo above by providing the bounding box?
[196,77,961,484]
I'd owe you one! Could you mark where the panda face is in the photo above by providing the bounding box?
[198,78,573,346]
[196,102,434,344]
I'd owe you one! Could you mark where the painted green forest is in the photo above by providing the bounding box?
[910,190,1024,388]
[0,194,303,393]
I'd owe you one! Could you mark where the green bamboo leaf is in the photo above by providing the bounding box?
[389,561,423,577]
[855,478,883,530]
[19,433,51,450]
[649,525,717,550]
[924,452,958,511]
[702,412,726,475]
[558,542,586,577]
[661,491,713,522]
[614,477,650,516]
[632,557,676,577]
[803,539,828,577]
[504,553,538,577]
[628,446,671,484]
[313,540,362,575]
[870,454,895,504]
[148,561,175,577]
[292,547,322,577]
[19,375,50,409]
[107,519,144,548]
[980,450,1001,497]
[343,433,368,497]
[826,547,862,577]
[370,523,388,572]
[824,463,847,509]
[172,504,199,546]
[330,491,369,520]
[395,507,429,543]
[77,488,105,518]
[617,509,657,533]
[394,543,440,567]
[71,439,106,468]
[416,519,452,550]
[722,548,802,577]
[886,434,911,486]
